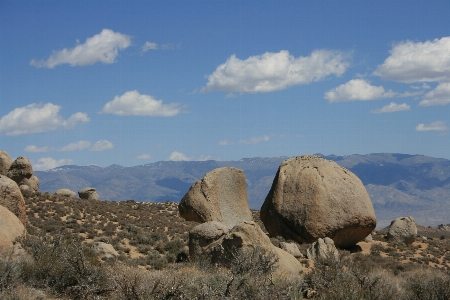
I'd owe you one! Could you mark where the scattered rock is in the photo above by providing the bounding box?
[387,216,417,244]
[0,175,27,226]
[92,242,119,259]
[179,167,253,229]
[78,187,100,200]
[0,150,13,175]
[55,188,77,198]
[189,221,229,257]
[261,155,376,248]
[364,234,373,242]
[437,224,450,231]
[280,242,303,258]
[0,204,26,256]
[306,237,340,261]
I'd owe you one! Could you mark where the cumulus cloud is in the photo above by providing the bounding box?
[415,121,448,132]
[240,135,270,145]
[0,103,89,136]
[168,151,190,161]
[202,50,350,93]
[90,140,114,151]
[100,90,181,117]
[137,154,152,159]
[60,141,92,151]
[325,79,398,102]
[34,157,74,171]
[419,83,450,106]
[141,41,158,52]
[374,36,450,83]
[30,29,131,68]
[24,145,53,153]
[371,102,411,114]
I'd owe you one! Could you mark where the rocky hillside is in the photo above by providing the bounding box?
[36,153,450,228]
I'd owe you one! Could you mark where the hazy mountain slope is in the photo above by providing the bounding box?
[36,153,450,227]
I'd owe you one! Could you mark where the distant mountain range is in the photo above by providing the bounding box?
[35,153,450,228]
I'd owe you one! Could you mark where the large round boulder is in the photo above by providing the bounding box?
[78,187,100,200]
[261,155,376,248]
[7,156,33,183]
[387,216,417,244]
[0,175,27,226]
[0,150,13,176]
[0,204,26,255]
[179,167,253,229]
[55,188,77,198]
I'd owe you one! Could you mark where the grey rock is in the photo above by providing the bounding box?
[78,187,100,200]
[7,156,33,183]
[92,242,119,259]
[364,234,373,242]
[387,216,417,244]
[0,150,13,176]
[0,204,26,256]
[189,221,229,257]
[280,242,303,258]
[55,188,77,198]
[0,175,27,226]
[306,237,340,261]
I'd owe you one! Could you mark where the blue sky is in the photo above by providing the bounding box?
[1,1,449,170]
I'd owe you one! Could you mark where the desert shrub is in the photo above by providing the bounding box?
[405,270,450,300]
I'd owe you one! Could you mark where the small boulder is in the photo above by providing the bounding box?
[364,234,373,242]
[0,150,13,175]
[179,167,253,229]
[0,205,26,255]
[387,216,417,244]
[92,242,119,259]
[306,237,340,261]
[20,175,40,193]
[280,242,303,258]
[261,155,376,248]
[78,187,100,200]
[7,156,33,183]
[189,221,229,257]
[0,175,27,226]
[55,188,77,198]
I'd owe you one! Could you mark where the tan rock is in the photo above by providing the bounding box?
[78,187,100,200]
[20,175,40,193]
[55,188,77,198]
[92,242,119,259]
[387,216,417,244]
[0,204,26,255]
[0,150,13,175]
[261,155,376,248]
[280,242,303,258]
[7,156,33,183]
[306,237,340,261]
[179,167,253,229]
[0,175,27,226]
[188,221,228,256]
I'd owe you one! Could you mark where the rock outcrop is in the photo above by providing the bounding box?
[55,188,77,198]
[306,237,340,261]
[280,242,303,258]
[6,156,39,195]
[0,204,26,255]
[0,175,27,226]
[189,221,229,257]
[190,221,303,277]
[92,242,119,259]
[261,155,376,248]
[0,150,13,175]
[78,187,100,200]
[179,167,253,229]
[387,216,417,244]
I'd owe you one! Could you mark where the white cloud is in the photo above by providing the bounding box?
[24,145,53,153]
[374,36,450,83]
[60,141,92,151]
[168,151,190,161]
[0,103,89,136]
[371,102,411,114]
[100,90,181,117]
[90,140,114,151]
[30,29,131,68]
[137,154,152,159]
[34,157,74,171]
[141,41,159,52]
[219,139,233,146]
[419,83,450,106]
[415,121,448,132]
[202,50,350,93]
[240,135,270,145]
[325,79,398,102]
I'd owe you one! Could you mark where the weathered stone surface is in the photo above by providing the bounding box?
[92,242,119,259]
[364,234,373,242]
[179,167,253,229]
[0,150,13,176]
[78,187,100,200]
[261,155,376,248]
[190,221,303,277]
[387,216,417,244]
[20,175,40,193]
[280,242,303,258]
[189,221,229,257]
[7,156,33,183]
[55,188,77,198]
[0,204,26,255]
[0,175,27,226]
[306,237,340,261]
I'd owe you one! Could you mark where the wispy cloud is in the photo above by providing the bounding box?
[419,83,450,106]
[168,151,190,161]
[24,145,54,153]
[202,50,350,93]
[415,121,448,132]
[371,102,411,114]
[137,154,152,159]
[141,41,159,52]
[25,140,113,153]
[100,90,181,117]
[33,157,74,171]
[240,135,271,145]
[60,141,92,152]
[219,139,233,146]
[0,103,89,136]
[90,140,114,151]
[30,29,131,68]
